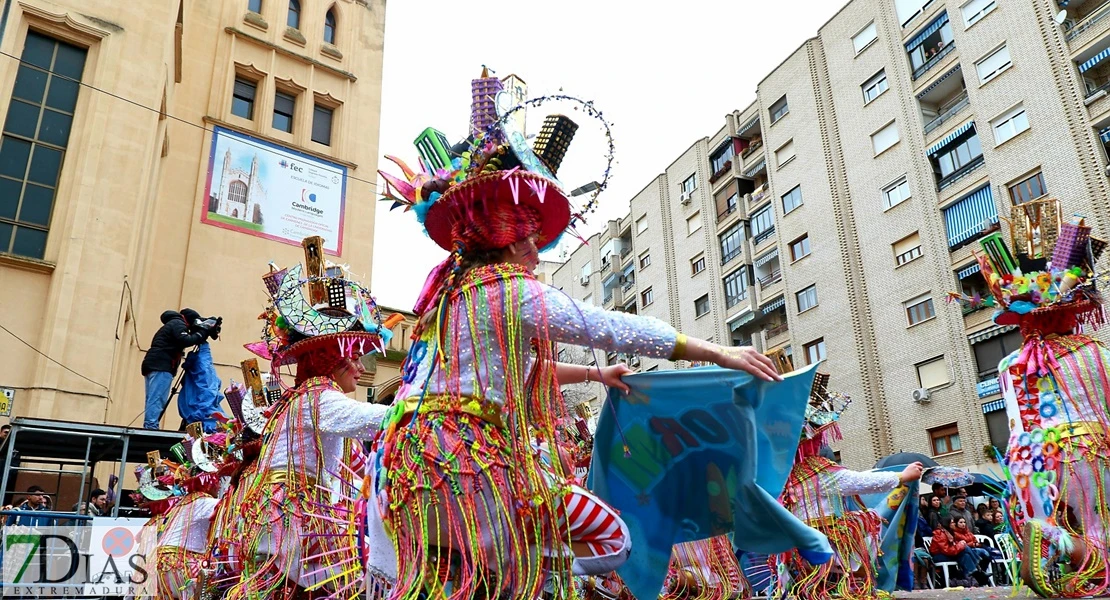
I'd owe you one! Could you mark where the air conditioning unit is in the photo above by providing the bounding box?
[579,274,590,286]
[680,191,692,205]
[912,387,932,403]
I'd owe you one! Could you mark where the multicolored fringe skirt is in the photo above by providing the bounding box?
[223,475,363,600]
[773,510,882,600]
[377,402,630,600]
[154,546,207,600]
[661,535,750,600]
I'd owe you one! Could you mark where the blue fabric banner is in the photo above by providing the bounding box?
[588,364,832,600]
[177,342,226,432]
[859,466,921,592]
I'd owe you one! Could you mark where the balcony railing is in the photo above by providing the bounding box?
[717,202,738,221]
[912,42,955,80]
[766,322,789,339]
[709,160,732,184]
[741,140,763,160]
[937,155,985,191]
[603,292,613,305]
[1066,0,1110,42]
[1086,80,1110,101]
[622,278,635,292]
[923,91,969,135]
[620,245,631,258]
[750,185,768,205]
[758,270,782,289]
[721,246,742,265]
[753,226,776,245]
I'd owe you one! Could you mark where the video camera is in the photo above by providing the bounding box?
[192,315,223,340]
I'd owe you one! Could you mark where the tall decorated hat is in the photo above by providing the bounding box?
[131,422,243,511]
[378,67,614,313]
[947,204,1107,334]
[245,235,400,382]
[796,371,852,460]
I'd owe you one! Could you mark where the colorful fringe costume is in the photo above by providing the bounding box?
[997,310,1110,597]
[373,264,680,599]
[153,491,220,599]
[662,535,751,600]
[772,375,900,600]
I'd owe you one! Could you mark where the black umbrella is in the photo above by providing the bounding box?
[873,452,940,469]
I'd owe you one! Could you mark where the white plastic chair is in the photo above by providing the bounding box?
[993,533,1021,586]
[974,535,999,586]
[922,536,961,588]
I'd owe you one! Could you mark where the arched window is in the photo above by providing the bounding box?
[228,180,248,205]
[287,0,300,29]
[324,8,337,44]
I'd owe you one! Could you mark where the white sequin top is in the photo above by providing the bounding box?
[399,281,678,405]
[787,469,901,521]
[263,387,387,482]
[160,496,218,553]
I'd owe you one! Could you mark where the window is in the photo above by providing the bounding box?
[1009,171,1046,204]
[751,206,774,240]
[641,287,654,307]
[853,22,878,54]
[681,174,697,195]
[781,186,803,214]
[691,255,706,275]
[916,355,950,389]
[991,104,1029,145]
[935,130,983,180]
[272,91,296,133]
[972,330,1022,378]
[581,262,592,280]
[893,232,922,265]
[882,176,911,209]
[775,139,795,167]
[583,294,593,305]
[711,143,735,175]
[636,215,648,235]
[248,0,263,12]
[804,338,827,365]
[790,235,811,262]
[905,293,936,325]
[723,267,748,307]
[961,0,996,27]
[872,121,900,155]
[287,0,301,29]
[312,104,334,145]
[324,8,337,44]
[906,12,954,78]
[862,70,889,104]
[896,0,935,27]
[0,33,87,259]
[796,285,818,312]
[929,423,962,456]
[719,222,744,264]
[770,96,789,123]
[695,295,710,317]
[686,211,702,235]
[639,252,651,268]
[232,78,257,119]
[975,45,1011,85]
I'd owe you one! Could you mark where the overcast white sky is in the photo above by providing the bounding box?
[370,0,846,310]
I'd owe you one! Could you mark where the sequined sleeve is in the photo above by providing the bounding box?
[531,284,678,359]
[316,389,388,438]
[831,469,902,496]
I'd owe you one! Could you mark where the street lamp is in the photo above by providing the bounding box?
[570,181,600,197]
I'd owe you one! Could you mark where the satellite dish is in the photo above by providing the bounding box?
[1056,10,1068,24]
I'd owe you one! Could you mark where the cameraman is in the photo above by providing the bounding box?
[141,309,220,430]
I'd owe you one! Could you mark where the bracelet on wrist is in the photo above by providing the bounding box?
[669,333,688,361]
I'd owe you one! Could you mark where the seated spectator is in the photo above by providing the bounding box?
[929,516,991,586]
[991,510,1008,537]
[4,486,52,527]
[974,503,993,534]
[73,488,109,519]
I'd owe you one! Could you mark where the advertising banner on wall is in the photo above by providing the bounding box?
[201,126,347,254]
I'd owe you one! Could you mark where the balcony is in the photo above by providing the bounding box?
[1066,0,1110,51]
[740,139,763,161]
[725,288,749,309]
[964,305,993,330]
[717,202,738,222]
[912,42,955,81]
[937,155,985,192]
[923,90,969,136]
[758,270,782,289]
[764,322,790,348]
[709,160,733,185]
[752,226,776,247]
[621,276,635,292]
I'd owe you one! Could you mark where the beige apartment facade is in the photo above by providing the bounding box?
[0,0,386,429]
[552,0,1110,472]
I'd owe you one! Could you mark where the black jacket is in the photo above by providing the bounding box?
[140,310,208,376]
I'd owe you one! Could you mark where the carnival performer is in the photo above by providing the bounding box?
[662,535,750,600]
[947,215,1110,597]
[773,372,923,600]
[374,69,782,600]
[223,244,395,600]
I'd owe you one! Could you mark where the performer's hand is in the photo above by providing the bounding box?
[899,461,924,483]
[597,364,634,394]
[715,346,782,382]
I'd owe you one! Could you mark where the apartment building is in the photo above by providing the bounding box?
[550,0,1110,472]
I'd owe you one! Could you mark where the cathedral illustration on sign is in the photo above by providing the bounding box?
[208,148,267,225]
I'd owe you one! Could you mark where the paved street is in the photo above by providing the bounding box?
[899,587,1091,600]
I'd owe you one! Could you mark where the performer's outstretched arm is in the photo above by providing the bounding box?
[315,389,389,438]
